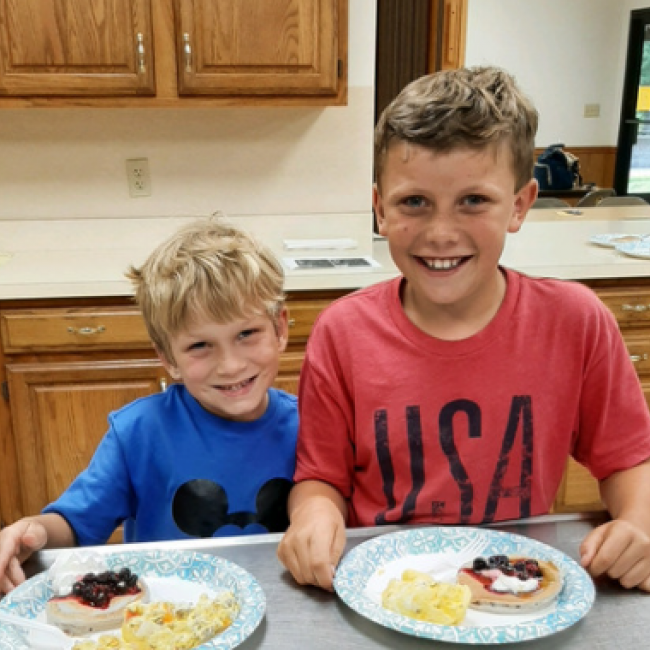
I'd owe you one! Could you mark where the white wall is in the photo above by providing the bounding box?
[465,0,628,147]
[0,1,376,221]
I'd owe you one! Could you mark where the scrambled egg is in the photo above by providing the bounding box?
[71,592,239,650]
[381,569,471,626]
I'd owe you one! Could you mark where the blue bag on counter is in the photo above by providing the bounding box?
[534,144,581,190]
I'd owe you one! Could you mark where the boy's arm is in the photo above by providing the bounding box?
[580,459,650,591]
[0,513,75,594]
[277,480,347,591]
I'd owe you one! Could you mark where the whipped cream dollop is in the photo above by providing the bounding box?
[488,572,539,594]
[47,551,108,596]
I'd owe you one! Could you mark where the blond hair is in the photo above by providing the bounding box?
[126,217,285,362]
[374,66,539,191]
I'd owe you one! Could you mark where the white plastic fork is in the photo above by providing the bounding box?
[0,610,80,650]
[426,536,487,582]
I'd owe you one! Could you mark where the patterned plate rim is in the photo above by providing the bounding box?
[0,549,266,650]
[615,241,650,258]
[589,233,644,248]
[333,526,595,645]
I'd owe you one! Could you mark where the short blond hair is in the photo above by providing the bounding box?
[126,217,285,362]
[375,66,539,191]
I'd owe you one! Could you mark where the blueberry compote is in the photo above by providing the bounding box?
[52,568,140,609]
[471,555,543,581]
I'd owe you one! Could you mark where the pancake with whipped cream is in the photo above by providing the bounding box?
[47,568,149,635]
[456,555,562,613]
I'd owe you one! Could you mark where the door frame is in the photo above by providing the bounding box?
[614,8,650,199]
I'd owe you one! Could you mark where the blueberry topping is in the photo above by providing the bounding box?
[65,568,140,609]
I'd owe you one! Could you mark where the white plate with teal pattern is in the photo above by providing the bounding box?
[334,527,595,644]
[615,240,650,259]
[589,233,646,248]
[0,549,265,650]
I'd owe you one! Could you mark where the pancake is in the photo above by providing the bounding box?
[47,568,149,635]
[456,555,562,613]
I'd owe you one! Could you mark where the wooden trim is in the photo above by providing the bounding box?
[429,0,467,71]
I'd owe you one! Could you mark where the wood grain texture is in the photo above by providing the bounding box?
[0,0,348,106]
[428,0,467,71]
[6,359,168,519]
[0,0,155,95]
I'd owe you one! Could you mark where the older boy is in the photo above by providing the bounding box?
[0,217,297,594]
[278,66,650,592]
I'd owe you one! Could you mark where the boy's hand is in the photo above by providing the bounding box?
[580,519,650,591]
[277,497,346,591]
[0,519,48,594]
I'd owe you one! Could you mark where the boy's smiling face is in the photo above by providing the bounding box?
[374,142,537,339]
[158,309,288,421]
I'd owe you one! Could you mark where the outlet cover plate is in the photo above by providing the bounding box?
[126,158,151,197]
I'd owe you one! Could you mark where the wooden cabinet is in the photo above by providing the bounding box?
[551,281,650,513]
[175,0,341,97]
[0,304,171,526]
[0,0,348,107]
[0,0,155,96]
[2,280,648,529]
[0,292,346,529]
[7,360,167,519]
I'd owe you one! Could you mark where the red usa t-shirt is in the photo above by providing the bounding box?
[294,269,650,527]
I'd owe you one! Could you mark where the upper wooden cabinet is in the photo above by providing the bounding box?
[0,0,156,96]
[176,0,340,96]
[0,0,348,107]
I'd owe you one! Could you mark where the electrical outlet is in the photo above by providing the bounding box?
[584,103,600,118]
[126,158,151,197]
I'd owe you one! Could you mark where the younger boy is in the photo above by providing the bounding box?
[277,66,650,592]
[0,217,297,594]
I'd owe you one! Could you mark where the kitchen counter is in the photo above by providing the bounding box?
[2,205,650,300]
[3,513,648,649]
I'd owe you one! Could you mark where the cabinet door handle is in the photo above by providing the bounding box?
[183,33,192,72]
[67,326,106,336]
[136,33,146,74]
[630,353,649,363]
[288,318,296,328]
[159,378,168,392]
[621,303,650,312]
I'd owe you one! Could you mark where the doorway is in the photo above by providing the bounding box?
[615,8,650,199]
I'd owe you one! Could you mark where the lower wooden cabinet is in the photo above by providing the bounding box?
[3,280,650,530]
[552,281,650,513]
[0,292,344,530]
[6,359,168,520]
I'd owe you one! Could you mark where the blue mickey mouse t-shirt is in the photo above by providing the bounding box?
[44,384,298,544]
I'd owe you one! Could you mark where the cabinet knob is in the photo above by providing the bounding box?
[67,326,106,336]
[183,33,192,72]
[288,318,296,328]
[136,33,146,74]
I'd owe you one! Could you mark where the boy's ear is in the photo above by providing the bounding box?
[508,179,538,234]
[276,307,289,353]
[155,345,181,380]
[373,184,388,236]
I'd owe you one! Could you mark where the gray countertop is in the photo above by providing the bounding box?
[8,513,649,649]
